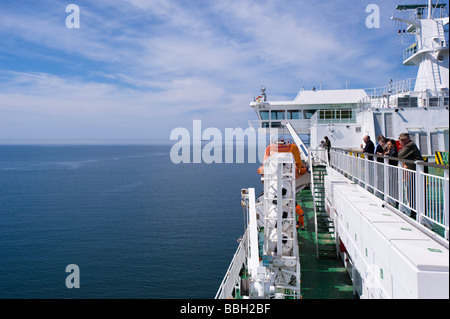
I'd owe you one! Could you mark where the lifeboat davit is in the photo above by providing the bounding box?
[258,140,309,190]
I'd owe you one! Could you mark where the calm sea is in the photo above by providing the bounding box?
[0,145,262,298]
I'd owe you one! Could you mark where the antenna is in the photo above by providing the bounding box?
[428,0,432,19]
[260,86,267,101]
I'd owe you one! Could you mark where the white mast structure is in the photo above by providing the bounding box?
[392,1,449,105]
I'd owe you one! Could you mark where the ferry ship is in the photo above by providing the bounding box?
[216,1,449,299]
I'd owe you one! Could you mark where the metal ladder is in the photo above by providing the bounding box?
[430,58,441,90]
[311,164,337,259]
[429,20,445,91]
[436,20,446,47]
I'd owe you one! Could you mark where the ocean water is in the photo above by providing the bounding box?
[0,145,262,298]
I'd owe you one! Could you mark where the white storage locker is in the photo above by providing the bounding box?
[359,207,404,266]
[371,222,431,298]
[390,239,449,299]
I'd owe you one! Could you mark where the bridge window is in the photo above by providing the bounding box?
[271,110,285,120]
[304,110,316,119]
[319,110,334,119]
[260,111,269,120]
[262,122,282,128]
[287,110,303,119]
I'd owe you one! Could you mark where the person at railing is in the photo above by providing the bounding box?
[398,133,423,170]
[375,135,387,163]
[382,139,400,209]
[384,139,398,166]
[323,136,331,161]
[398,133,423,218]
[360,135,375,160]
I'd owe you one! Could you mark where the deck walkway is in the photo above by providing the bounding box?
[297,189,357,299]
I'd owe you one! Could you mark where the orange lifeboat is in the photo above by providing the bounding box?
[257,141,307,178]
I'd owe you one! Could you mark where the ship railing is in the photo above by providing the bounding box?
[403,42,419,61]
[330,148,449,241]
[395,6,448,20]
[215,229,248,299]
[403,36,448,62]
[309,147,329,167]
[361,78,417,100]
[357,78,450,110]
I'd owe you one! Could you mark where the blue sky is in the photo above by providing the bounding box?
[0,0,439,144]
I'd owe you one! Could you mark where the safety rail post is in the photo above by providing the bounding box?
[416,162,425,225]
[373,156,379,194]
[364,154,369,191]
[398,161,404,210]
[444,169,449,240]
[383,156,389,203]
[309,149,319,258]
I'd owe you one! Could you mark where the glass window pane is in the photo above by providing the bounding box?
[271,110,285,120]
[271,122,282,128]
[304,110,316,119]
[326,110,333,119]
[342,110,351,118]
[260,111,269,120]
[287,110,302,119]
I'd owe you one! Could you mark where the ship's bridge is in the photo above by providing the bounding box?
[249,88,368,135]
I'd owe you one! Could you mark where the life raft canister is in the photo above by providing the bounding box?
[257,142,307,177]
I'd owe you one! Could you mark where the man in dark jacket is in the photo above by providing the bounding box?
[398,133,423,170]
[323,136,331,161]
[361,135,375,160]
[397,132,424,218]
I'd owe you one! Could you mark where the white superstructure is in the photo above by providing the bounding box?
[217,1,449,300]
[249,2,449,153]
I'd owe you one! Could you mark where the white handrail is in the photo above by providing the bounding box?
[329,148,449,240]
[215,230,248,299]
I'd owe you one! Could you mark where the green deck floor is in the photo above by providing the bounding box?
[297,189,358,299]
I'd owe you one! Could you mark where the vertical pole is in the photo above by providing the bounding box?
[374,157,378,194]
[308,148,312,171]
[384,156,389,202]
[398,161,404,211]
[444,169,449,240]
[428,0,432,19]
[263,166,268,256]
[277,161,283,257]
[248,188,260,278]
[364,154,369,191]
[416,162,425,224]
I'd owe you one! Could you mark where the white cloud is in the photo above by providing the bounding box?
[0,0,418,142]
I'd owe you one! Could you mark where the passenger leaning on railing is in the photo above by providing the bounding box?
[397,133,423,218]
[384,139,398,166]
[375,135,387,163]
[360,135,375,160]
[398,133,423,170]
